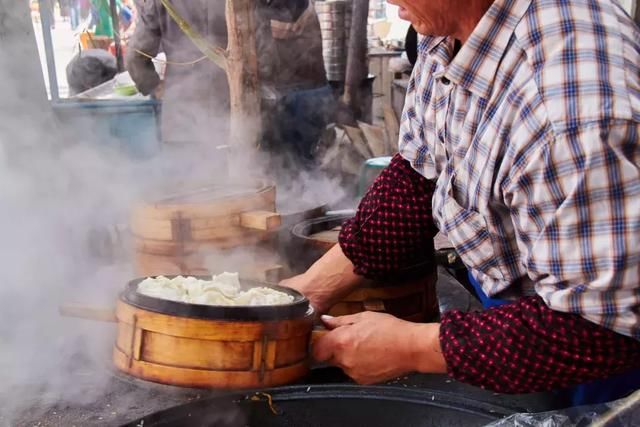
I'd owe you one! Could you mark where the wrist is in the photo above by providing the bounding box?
[302,269,350,313]
[309,244,364,288]
[293,245,366,314]
[405,323,446,374]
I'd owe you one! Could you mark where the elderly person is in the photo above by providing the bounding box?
[283,0,640,404]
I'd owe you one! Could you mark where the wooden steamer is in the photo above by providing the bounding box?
[291,215,438,322]
[113,278,316,389]
[131,182,283,282]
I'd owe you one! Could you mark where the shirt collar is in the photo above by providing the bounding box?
[424,36,448,54]
[445,0,532,99]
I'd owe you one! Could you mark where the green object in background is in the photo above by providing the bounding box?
[357,156,392,197]
[92,0,121,37]
[114,84,138,96]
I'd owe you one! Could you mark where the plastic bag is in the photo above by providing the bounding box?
[484,391,640,427]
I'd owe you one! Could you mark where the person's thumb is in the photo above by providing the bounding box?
[321,313,363,330]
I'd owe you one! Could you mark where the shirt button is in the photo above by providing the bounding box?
[442,77,451,85]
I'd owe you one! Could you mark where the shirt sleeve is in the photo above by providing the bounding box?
[440,295,640,393]
[125,0,162,96]
[505,121,640,339]
[338,153,439,281]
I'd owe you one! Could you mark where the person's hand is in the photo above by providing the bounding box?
[313,312,446,384]
[151,81,164,100]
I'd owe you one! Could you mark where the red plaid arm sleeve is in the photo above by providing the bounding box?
[440,296,640,394]
[338,154,439,281]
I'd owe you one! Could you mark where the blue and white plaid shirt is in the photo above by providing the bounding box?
[399,0,640,339]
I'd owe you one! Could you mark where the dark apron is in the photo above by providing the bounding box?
[262,84,334,168]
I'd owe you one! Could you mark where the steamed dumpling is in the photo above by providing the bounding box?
[136,273,293,306]
[137,276,184,302]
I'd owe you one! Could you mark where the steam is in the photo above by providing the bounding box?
[0,2,349,425]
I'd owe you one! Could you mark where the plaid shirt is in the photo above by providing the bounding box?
[399,0,640,339]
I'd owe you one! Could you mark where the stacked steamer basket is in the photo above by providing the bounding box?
[131,181,283,283]
[315,0,352,82]
[113,277,316,389]
[291,214,438,322]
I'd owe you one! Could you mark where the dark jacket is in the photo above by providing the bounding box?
[256,0,326,92]
[126,0,326,144]
[126,0,229,145]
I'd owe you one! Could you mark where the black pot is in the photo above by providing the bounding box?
[121,384,513,427]
[287,214,351,274]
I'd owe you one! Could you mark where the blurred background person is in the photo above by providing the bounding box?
[125,0,229,150]
[66,48,117,95]
[119,0,135,34]
[79,0,91,21]
[69,0,81,30]
[58,0,71,24]
[257,0,333,172]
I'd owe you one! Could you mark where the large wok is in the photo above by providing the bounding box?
[121,384,514,427]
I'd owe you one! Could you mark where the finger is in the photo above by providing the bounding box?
[321,312,365,329]
[354,376,377,385]
[312,329,344,362]
[338,368,375,385]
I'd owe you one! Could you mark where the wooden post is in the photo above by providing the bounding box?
[342,0,369,122]
[225,0,262,165]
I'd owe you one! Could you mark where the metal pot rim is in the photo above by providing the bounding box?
[121,276,311,321]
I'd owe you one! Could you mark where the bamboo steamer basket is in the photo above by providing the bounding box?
[291,215,438,322]
[131,182,283,280]
[113,277,318,389]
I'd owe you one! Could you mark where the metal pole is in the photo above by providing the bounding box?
[38,0,60,100]
[109,0,124,72]
[343,0,369,122]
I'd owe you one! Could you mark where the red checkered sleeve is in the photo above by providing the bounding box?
[440,296,640,394]
[338,154,439,281]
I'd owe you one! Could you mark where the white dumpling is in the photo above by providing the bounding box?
[236,287,294,306]
[191,289,236,306]
[136,273,293,306]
